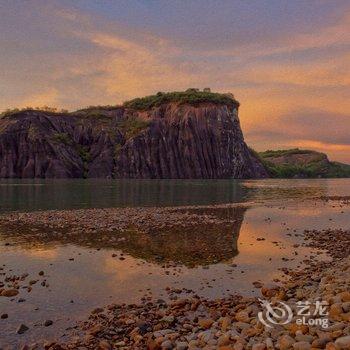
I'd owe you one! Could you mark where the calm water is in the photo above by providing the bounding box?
[0,179,349,347]
[0,178,349,212]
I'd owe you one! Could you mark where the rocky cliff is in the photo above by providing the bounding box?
[0,91,268,179]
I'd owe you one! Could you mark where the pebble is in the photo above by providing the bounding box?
[161,340,173,349]
[335,335,350,349]
[16,324,29,334]
[176,342,188,350]
[198,318,214,329]
[98,340,111,350]
[252,344,266,350]
[2,204,350,350]
[278,335,295,350]
[1,289,19,297]
[292,341,311,350]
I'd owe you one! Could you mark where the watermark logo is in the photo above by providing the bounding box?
[258,299,329,329]
[258,299,293,328]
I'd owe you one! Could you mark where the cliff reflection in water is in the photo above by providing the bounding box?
[0,206,246,267]
[0,179,250,212]
[0,179,333,213]
[119,206,246,266]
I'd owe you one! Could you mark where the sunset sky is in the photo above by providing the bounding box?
[0,1,349,162]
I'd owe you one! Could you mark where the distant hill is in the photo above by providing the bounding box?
[258,148,350,178]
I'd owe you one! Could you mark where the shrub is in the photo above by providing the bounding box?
[123,90,239,111]
[117,117,151,139]
[1,106,69,118]
[52,133,72,145]
[75,105,119,113]
[259,148,314,158]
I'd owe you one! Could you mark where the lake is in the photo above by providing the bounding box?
[0,179,349,347]
[1,178,349,212]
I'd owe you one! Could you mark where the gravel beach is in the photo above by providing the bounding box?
[46,225,349,350]
[0,200,349,349]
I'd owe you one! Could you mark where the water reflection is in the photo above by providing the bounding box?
[0,206,246,267]
[1,178,346,213]
[0,179,249,212]
[1,199,343,348]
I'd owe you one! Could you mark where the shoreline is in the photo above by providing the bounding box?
[0,199,349,349]
[0,204,248,268]
[55,227,350,350]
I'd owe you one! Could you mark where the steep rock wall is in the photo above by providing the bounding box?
[0,103,268,179]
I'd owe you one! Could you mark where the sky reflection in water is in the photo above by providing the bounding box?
[0,179,349,346]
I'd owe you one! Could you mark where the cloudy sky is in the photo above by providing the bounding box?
[0,0,349,161]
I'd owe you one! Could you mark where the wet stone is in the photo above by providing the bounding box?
[16,324,29,334]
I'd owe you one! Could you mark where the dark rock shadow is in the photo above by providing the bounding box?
[0,206,247,267]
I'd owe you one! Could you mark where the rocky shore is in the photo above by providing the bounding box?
[0,205,246,267]
[0,205,243,236]
[25,224,344,350]
[0,201,348,350]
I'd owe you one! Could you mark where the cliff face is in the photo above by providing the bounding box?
[0,102,268,179]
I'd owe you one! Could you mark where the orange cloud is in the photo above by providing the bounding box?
[290,140,350,152]
[242,54,350,88]
[1,2,349,162]
[20,89,59,109]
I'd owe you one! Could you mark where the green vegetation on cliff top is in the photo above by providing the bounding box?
[259,148,317,158]
[1,89,239,117]
[123,89,239,110]
[257,148,350,178]
[0,106,69,118]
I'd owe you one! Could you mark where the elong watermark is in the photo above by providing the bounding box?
[258,299,329,329]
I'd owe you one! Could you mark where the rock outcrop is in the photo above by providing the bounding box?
[0,94,267,179]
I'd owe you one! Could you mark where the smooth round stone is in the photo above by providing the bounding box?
[335,335,350,349]
[161,340,174,349]
[176,341,188,350]
[292,341,311,350]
